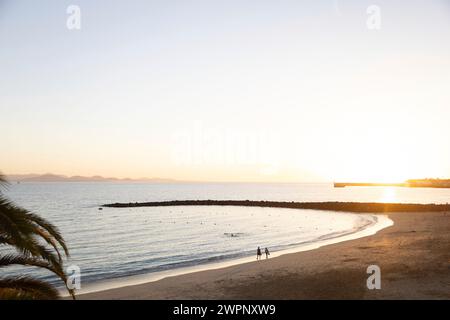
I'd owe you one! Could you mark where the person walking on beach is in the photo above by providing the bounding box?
[256,247,262,260]
[265,247,270,259]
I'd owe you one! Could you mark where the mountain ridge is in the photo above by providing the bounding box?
[6,173,178,183]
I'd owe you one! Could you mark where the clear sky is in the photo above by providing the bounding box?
[1,0,450,182]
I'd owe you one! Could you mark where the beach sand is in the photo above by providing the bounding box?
[79,211,450,299]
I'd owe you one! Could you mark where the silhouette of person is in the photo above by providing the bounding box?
[256,247,262,260]
[265,247,270,259]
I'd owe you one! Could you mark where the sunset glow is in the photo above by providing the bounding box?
[1,1,450,182]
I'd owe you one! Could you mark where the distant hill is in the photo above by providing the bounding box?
[334,178,450,189]
[406,179,450,188]
[6,174,178,183]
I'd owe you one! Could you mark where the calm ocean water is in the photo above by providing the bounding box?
[2,182,449,289]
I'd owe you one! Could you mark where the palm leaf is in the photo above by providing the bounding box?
[0,172,75,299]
[0,253,75,299]
[0,197,67,260]
[0,277,59,300]
[0,174,8,190]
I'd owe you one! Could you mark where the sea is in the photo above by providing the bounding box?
[2,182,449,293]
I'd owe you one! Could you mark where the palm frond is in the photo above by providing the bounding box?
[0,174,9,191]
[0,198,67,260]
[0,276,60,300]
[0,173,75,299]
[25,211,69,257]
[0,253,65,280]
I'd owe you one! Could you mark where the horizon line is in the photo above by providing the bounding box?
[3,172,331,184]
[3,172,449,185]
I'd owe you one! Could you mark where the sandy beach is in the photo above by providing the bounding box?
[79,210,450,300]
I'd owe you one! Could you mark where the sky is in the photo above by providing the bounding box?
[1,0,450,182]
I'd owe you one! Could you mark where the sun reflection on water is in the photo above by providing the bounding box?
[380,187,398,203]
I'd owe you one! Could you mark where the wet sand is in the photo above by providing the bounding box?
[79,211,450,299]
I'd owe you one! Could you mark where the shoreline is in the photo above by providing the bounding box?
[78,210,450,299]
[72,210,392,298]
